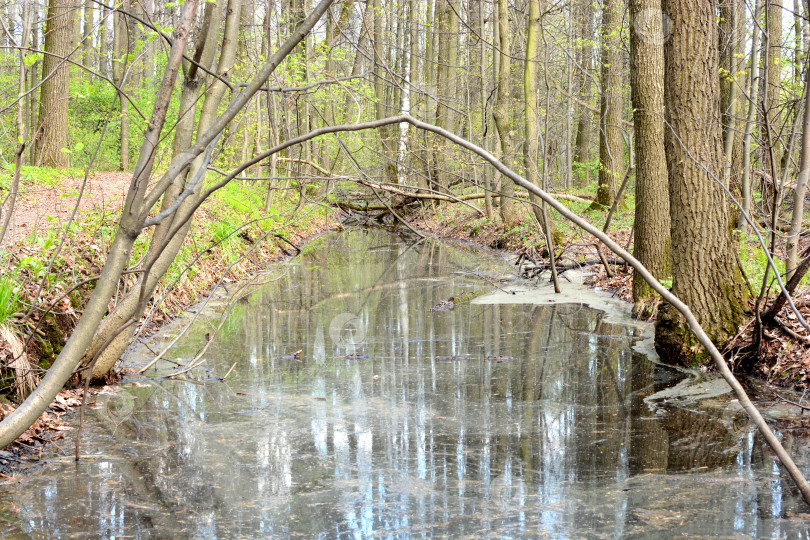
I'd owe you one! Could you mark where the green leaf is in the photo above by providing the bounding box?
[23,52,41,67]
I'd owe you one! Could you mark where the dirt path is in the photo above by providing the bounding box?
[3,172,132,245]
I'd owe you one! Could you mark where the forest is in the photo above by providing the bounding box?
[3,0,810,528]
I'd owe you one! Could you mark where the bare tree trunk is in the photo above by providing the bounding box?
[524,0,557,242]
[786,51,810,278]
[142,0,155,83]
[373,0,398,183]
[739,0,762,229]
[656,0,747,362]
[629,0,670,316]
[82,0,93,77]
[719,0,744,190]
[97,4,108,77]
[764,0,783,182]
[591,0,624,209]
[572,0,595,187]
[0,4,33,246]
[113,1,130,171]
[82,0,238,378]
[493,0,516,223]
[432,0,459,195]
[0,0,201,450]
[33,0,74,167]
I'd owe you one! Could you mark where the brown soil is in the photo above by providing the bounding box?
[3,172,132,246]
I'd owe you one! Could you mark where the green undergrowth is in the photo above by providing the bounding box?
[0,165,85,190]
[738,232,810,297]
[0,273,20,326]
[0,167,338,379]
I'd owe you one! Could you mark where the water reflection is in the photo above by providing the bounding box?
[4,229,810,538]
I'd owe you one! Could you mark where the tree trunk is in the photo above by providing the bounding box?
[719,0,745,191]
[591,0,624,209]
[764,0,783,182]
[82,0,93,77]
[81,0,233,378]
[524,0,556,241]
[113,1,130,171]
[432,0,459,195]
[373,0,398,183]
[785,42,810,279]
[739,0,762,229]
[655,0,747,364]
[629,0,670,316]
[493,0,516,223]
[33,0,74,167]
[0,0,201,450]
[572,0,595,187]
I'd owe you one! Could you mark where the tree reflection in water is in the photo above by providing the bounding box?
[4,230,810,538]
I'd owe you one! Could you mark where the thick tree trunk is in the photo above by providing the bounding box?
[629,0,670,316]
[33,0,74,167]
[656,0,747,364]
[591,0,624,209]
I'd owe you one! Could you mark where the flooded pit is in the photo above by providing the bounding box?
[2,229,810,538]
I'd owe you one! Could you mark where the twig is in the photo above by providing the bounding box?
[774,392,810,414]
[222,362,237,380]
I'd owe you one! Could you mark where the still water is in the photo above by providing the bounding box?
[2,229,810,538]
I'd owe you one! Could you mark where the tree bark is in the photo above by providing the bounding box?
[739,0,762,229]
[524,0,557,242]
[493,0,517,223]
[432,0,459,195]
[83,0,237,378]
[591,0,624,209]
[112,0,130,171]
[572,0,595,187]
[719,0,745,191]
[629,0,670,316]
[656,0,747,363]
[373,0,398,183]
[0,0,201,450]
[786,41,810,279]
[33,0,74,167]
[764,0,783,182]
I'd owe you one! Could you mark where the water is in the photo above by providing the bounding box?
[2,229,810,538]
